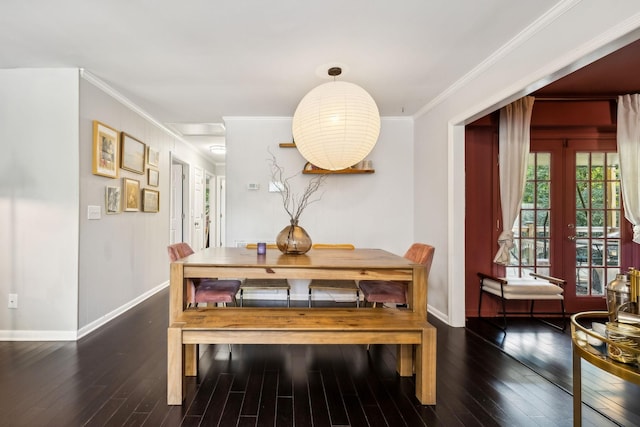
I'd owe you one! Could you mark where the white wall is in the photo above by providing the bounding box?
[414,1,640,326]
[78,77,217,333]
[0,69,80,339]
[0,68,217,340]
[224,117,414,298]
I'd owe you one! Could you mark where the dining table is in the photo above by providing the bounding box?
[168,246,435,405]
[169,246,428,323]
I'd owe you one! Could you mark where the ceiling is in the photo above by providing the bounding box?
[534,37,640,98]
[2,1,639,163]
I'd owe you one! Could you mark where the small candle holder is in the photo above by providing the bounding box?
[257,242,267,255]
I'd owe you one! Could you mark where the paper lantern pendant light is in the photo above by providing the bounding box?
[292,67,380,171]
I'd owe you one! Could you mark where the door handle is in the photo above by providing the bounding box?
[568,235,577,241]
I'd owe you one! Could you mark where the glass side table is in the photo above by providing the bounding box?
[571,311,640,426]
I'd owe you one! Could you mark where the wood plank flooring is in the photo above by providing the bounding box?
[466,317,640,427]
[0,289,630,426]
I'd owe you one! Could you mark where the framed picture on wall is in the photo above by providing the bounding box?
[123,178,140,211]
[147,168,159,187]
[105,186,121,214]
[92,120,119,178]
[142,188,160,213]
[147,146,159,167]
[120,132,146,174]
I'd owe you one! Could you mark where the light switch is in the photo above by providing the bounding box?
[87,205,101,220]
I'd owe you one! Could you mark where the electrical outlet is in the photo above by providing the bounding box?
[8,293,17,309]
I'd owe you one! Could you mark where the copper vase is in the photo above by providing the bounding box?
[276,220,312,255]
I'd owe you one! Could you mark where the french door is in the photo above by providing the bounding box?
[507,136,625,313]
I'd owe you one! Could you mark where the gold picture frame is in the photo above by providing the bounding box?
[142,188,160,213]
[120,132,146,174]
[147,146,159,167]
[92,121,119,178]
[123,178,140,212]
[147,168,159,187]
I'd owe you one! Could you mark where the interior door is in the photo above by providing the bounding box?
[193,166,204,250]
[170,162,183,244]
[563,138,622,312]
[217,176,226,247]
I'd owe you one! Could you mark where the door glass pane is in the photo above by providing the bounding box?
[509,152,552,277]
[573,152,621,297]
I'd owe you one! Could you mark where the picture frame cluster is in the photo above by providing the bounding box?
[92,120,160,214]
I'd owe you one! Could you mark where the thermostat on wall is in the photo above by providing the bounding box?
[247,183,260,190]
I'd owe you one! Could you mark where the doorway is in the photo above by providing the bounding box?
[508,136,625,313]
[170,156,190,245]
[216,176,226,247]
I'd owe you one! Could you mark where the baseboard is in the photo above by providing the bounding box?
[77,281,169,340]
[427,304,451,326]
[0,282,169,341]
[0,329,78,341]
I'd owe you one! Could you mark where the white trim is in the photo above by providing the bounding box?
[0,329,77,342]
[414,0,640,120]
[448,124,466,327]
[0,282,169,341]
[427,303,448,325]
[76,281,169,340]
[415,0,581,118]
[80,69,211,166]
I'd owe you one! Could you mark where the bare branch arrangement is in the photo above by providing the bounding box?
[268,151,327,224]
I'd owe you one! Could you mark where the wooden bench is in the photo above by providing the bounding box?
[478,272,566,331]
[167,307,436,405]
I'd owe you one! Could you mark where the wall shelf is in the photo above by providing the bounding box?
[279,144,375,174]
[303,162,374,174]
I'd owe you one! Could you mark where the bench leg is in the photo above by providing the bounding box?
[185,344,198,376]
[167,325,184,405]
[397,344,413,376]
[415,327,436,405]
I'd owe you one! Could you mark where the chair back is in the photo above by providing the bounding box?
[167,242,194,262]
[167,242,198,304]
[245,243,279,249]
[404,243,435,276]
[312,243,355,250]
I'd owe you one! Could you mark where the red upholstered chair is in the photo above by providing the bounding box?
[167,243,241,308]
[359,243,435,308]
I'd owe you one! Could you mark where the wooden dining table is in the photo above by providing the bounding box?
[168,246,436,405]
[169,247,428,322]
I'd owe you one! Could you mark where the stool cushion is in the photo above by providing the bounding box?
[359,280,407,304]
[481,277,564,300]
[195,279,241,303]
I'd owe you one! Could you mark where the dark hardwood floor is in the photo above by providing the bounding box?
[0,289,632,426]
[466,317,640,427]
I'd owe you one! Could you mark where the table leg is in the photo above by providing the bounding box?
[185,344,198,376]
[573,348,582,427]
[415,327,436,405]
[167,324,184,405]
[397,344,413,376]
[412,265,427,318]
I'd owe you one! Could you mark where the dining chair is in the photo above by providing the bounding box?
[360,243,435,308]
[167,243,241,308]
[240,243,290,307]
[308,243,360,307]
[168,243,240,353]
[360,243,434,350]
